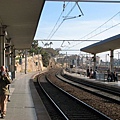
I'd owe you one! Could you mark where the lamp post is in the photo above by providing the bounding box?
[66,52,67,70]
[76,55,78,74]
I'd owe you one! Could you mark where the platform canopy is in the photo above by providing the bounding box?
[80,34,120,54]
[0,0,45,49]
[46,0,120,3]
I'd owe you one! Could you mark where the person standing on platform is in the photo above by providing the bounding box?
[86,68,90,77]
[107,69,111,82]
[89,68,93,79]
[113,71,118,82]
[5,66,11,102]
[0,66,12,118]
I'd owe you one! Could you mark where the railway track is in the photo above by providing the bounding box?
[35,70,111,120]
[44,68,120,119]
[57,72,120,104]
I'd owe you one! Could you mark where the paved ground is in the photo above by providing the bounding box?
[2,72,50,120]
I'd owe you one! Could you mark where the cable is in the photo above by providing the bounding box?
[60,2,84,47]
[65,11,120,50]
[63,2,84,21]
[47,2,70,40]
[49,2,77,39]
[87,22,120,40]
[79,11,120,40]
[63,2,77,20]
[49,20,65,40]
[45,2,83,49]
[47,12,63,40]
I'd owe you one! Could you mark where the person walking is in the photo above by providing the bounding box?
[113,71,118,82]
[5,66,11,102]
[0,66,12,118]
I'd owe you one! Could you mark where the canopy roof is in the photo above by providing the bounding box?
[1,0,120,50]
[0,0,45,49]
[80,34,120,54]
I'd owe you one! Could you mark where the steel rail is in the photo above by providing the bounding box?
[38,73,111,120]
[57,72,120,103]
[38,77,69,120]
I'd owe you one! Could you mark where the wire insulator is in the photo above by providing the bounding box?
[63,1,65,11]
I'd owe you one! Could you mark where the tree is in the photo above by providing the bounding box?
[49,42,53,48]
[44,43,49,48]
[28,40,39,55]
[27,40,58,67]
[41,51,50,67]
[31,40,38,48]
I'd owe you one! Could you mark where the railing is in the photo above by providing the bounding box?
[96,73,106,81]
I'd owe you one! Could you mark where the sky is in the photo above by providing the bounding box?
[34,1,120,61]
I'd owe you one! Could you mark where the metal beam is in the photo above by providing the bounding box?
[36,39,100,41]
[60,49,80,51]
[46,0,120,3]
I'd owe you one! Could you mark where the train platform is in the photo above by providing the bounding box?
[2,72,51,120]
[63,70,120,88]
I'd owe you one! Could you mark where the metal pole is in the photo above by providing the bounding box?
[38,49,40,71]
[118,52,119,67]
[93,54,96,71]
[106,54,109,69]
[89,54,91,71]
[110,50,114,72]
[0,27,5,66]
[25,50,27,74]
[76,55,77,73]
[11,46,15,79]
[66,52,67,70]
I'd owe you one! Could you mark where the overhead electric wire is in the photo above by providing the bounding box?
[47,2,70,41]
[49,20,65,40]
[65,11,120,50]
[63,2,77,20]
[60,2,84,48]
[46,12,64,40]
[43,2,83,49]
[48,2,77,41]
[87,22,120,40]
[79,11,120,40]
[62,2,83,20]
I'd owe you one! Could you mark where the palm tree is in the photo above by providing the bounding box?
[44,43,49,48]
[49,42,53,48]
[32,40,38,48]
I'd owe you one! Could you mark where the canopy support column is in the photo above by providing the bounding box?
[11,46,15,79]
[110,50,114,72]
[25,49,27,74]
[0,26,5,66]
[93,54,96,71]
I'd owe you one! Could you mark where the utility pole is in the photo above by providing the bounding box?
[25,50,27,74]
[66,52,67,70]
